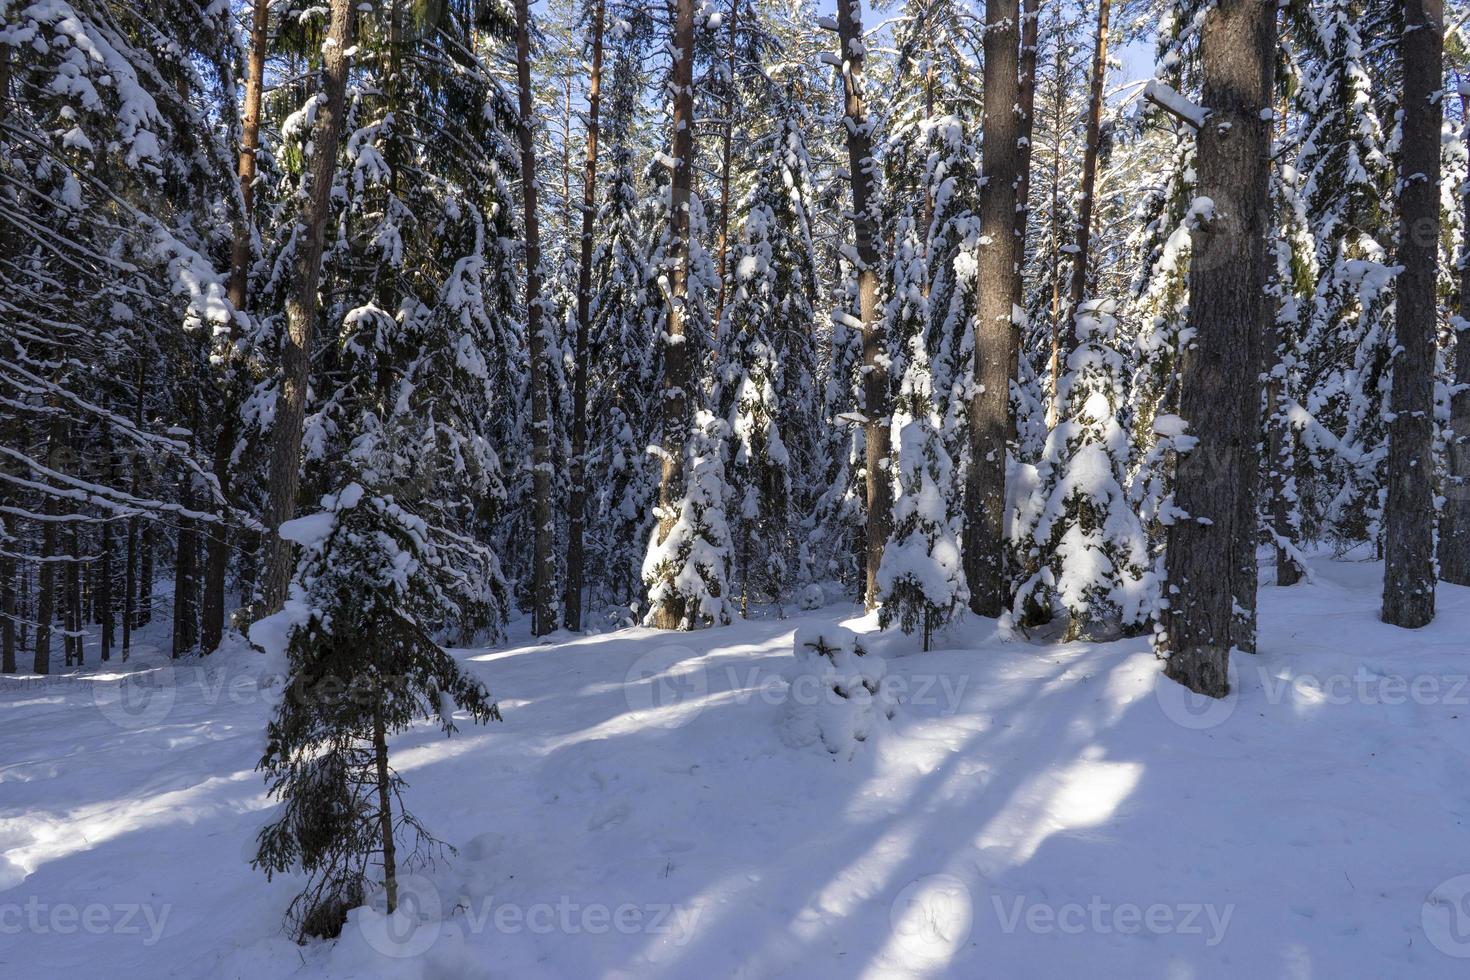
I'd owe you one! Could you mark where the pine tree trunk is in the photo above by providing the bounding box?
[98,425,114,660]
[1,511,14,673]
[1064,0,1110,353]
[1381,0,1442,627]
[65,525,81,667]
[564,0,604,632]
[1011,0,1041,316]
[515,0,557,636]
[1266,314,1303,587]
[964,0,1020,617]
[1045,36,1067,428]
[1161,0,1276,697]
[1443,86,1470,586]
[203,0,270,651]
[833,0,890,611]
[372,700,398,915]
[713,0,739,333]
[651,0,698,630]
[34,499,56,675]
[260,0,355,615]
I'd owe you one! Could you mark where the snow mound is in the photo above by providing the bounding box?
[780,626,896,757]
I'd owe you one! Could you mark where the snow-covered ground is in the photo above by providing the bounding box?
[4,554,1470,978]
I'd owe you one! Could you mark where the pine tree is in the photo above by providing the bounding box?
[1015,301,1150,638]
[250,473,500,940]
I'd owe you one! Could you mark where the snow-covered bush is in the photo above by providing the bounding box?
[780,627,896,758]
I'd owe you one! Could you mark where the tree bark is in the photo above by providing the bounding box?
[1063,0,1110,358]
[1443,81,1470,586]
[564,0,605,632]
[203,0,270,651]
[260,0,355,615]
[834,0,890,611]
[1382,0,1442,627]
[651,0,698,630]
[713,0,740,334]
[1161,0,1276,697]
[965,0,1020,617]
[1011,0,1041,316]
[515,0,557,636]
[372,699,398,914]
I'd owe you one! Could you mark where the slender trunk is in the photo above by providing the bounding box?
[564,0,605,632]
[1,511,13,673]
[1012,0,1041,347]
[372,700,398,914]
[139,523,154,626]
[1045,36,1066,428]
[515,0,557,636]
[713,0,740,333]
[651,0,698,630]
[34,501,55,675]
[834,0,890,611]
[205,0,269,649]
[965,0,1021,617]
[1444,82,1470,586]
[1161,0,1276,697]
[66,525,81,666]
[1382,0,1442,627]
[260,0,355,614]
[1063,0,1111,359]
[1267,104,1302,589]
[98,427,114,660]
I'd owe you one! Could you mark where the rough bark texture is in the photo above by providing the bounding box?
[1161,0,1276,697]
[650,0,697,631]
[1064,0,1110,355]
[515,0,557,636]
[564,0,605,632]
[203,0,268,648]
[1011,0,1041,316]
[713,0,739,334]
[260,0,354,614]
[965,0,1020,617]
[1381,0,1442,627]
[1444,84,1470,586]
[835,0,890,611]
[372,702,398,915]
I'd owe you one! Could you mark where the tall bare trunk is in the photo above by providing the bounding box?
[515,0,557,636]
[964,0,1020,617]
[260,0,355,615]
[713,0,740,334]
[833,0,890,611]
[651,0,698,630]
[1061,0,1110,366]
[372,700,398,914]
[1161,0,1276,697]
[204,0,271,650]
[1382,0,1442,627]
[1011,0,1041,328]
[565,0,605,632]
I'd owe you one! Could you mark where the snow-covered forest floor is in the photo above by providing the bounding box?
[4,553,1470,979]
